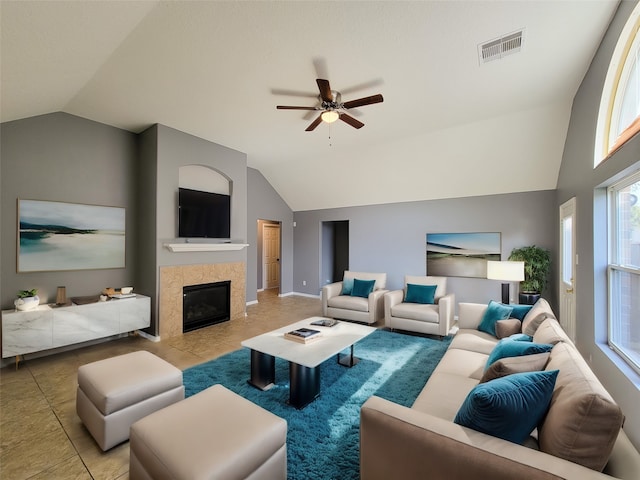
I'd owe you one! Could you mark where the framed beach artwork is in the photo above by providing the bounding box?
[17,199,125,272]
[426,232,500,278]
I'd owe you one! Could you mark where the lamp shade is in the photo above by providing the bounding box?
[487,261,525,281]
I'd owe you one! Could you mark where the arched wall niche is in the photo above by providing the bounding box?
[178,165,231,195]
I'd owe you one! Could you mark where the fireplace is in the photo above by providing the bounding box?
[183,281,231,333]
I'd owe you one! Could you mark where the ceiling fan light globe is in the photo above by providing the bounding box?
[321,110,339,123]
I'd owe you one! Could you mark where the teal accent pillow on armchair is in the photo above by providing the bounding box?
[341,277,354,295]
[351,279,376,298]
[454,369,559,444]
[478,300,513,336]
[404,284,437,304]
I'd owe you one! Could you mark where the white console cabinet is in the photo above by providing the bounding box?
[2,295,150,359]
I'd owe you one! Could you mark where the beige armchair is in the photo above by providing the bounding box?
[384,275,454,337]
[322,271,388,324]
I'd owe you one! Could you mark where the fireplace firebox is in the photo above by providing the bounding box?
[183,281,231,333]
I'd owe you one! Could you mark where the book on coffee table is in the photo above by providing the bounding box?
[310,318,338,327]
[284,327,322,344]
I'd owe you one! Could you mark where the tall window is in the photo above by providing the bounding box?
[608,171,640,374]
[595,5,640,166]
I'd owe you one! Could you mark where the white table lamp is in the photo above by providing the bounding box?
[487,260,525,304]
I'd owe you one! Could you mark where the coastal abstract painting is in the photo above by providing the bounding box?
[426,232,500,278]
[18,199,125,272]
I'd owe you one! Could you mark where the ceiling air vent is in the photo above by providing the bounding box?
[478,30,524,64]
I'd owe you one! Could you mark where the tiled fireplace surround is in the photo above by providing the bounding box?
[159,262,246,338]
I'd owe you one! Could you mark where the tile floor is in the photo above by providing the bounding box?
[0,290,325,480]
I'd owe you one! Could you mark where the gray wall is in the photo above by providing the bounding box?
[556,0,640,447]
[143,124,248,334]
[293,190,557,309]
[247,168,294,302]
[0,113,139,309]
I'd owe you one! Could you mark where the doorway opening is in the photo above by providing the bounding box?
[321,220,350,287]
[258,220,281,293]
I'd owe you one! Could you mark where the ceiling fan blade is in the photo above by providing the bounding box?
[306,115,323,131]
[343,94,384,109]
[340,113,365,129]
[277,105,318,110]
[316,79,333,102]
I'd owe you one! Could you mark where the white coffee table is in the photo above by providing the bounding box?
[241,317,376,409]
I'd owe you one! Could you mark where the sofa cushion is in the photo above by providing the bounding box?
[431,348,487,381]
[480,352,551,383]
[327,295,369,312]
[450,329,498,355]
[521,298,556,336]
[485,338,553,370]
[341,278,354,295]
[454,370,559,444]
[478,301,513,336]
[539,342,624,471]
[404,283,437,304]
[532,318,573,346]
[495,319,522,339]
[390,302,439,323]
[351,278,376,298]
[412,372,480,421]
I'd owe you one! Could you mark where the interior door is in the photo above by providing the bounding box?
[559,197,577,342]
[263,223,281,290]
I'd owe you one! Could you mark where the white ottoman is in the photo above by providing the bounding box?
[76,350,184,451]
[129,384,287,480]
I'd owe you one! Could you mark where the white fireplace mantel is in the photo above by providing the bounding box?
[163,243,249,252]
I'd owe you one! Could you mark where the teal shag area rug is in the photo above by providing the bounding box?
[183,329,451,480]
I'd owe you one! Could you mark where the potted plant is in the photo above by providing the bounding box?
[508,246,551,305]
[15,288,40,311]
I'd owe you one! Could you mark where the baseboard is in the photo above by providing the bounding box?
[283,291,321,299]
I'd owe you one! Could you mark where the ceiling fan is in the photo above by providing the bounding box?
[276,79,384,131]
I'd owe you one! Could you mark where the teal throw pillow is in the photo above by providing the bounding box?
[508,333,533,342]
[404,284,437,304]
[485,338,553,370]
[478,300,513,337]
[341,277,354,295]
[454,370,559,444]
[502,303,534,321]
[351,278,376,298]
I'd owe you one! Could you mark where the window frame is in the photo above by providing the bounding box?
[595,5,640,166]
[607,170,640,376]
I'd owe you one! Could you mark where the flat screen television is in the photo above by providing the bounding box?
[178,187,231,239]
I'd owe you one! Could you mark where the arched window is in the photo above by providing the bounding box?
[595,4,640,166]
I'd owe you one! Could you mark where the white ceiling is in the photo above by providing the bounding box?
[1,1,619,211]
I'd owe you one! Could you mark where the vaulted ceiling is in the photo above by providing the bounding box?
[1,1,619,211]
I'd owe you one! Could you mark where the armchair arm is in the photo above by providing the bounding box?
[360,396,612,480]
[321,282,343,315]
[437,293,454,336]
[383,290,404,328]
[368,289,388,323]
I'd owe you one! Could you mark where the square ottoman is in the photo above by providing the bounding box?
[129,384,287,480]
[76,350,184,451]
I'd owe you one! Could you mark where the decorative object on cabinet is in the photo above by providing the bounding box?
[17,199,125,272]
[14,289,39,311]
[426,232,501,278]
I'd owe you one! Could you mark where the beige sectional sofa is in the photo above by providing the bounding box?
[361,301,640,480]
